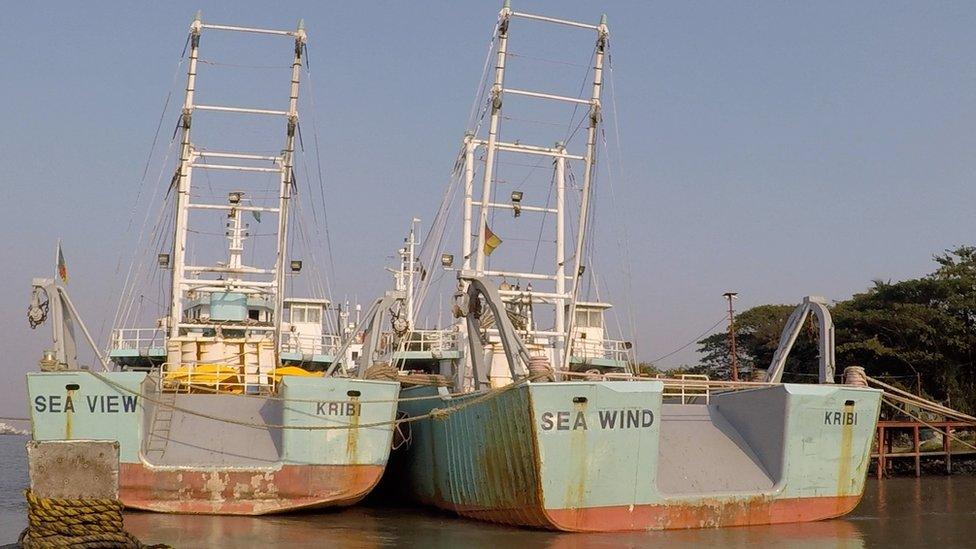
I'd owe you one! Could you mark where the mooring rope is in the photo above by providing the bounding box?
[866,375,976,424]
[19,489,170,549]
[879,398,976,453]
[88,369,543,431]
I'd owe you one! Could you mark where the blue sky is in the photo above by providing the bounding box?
[2,1,975,417]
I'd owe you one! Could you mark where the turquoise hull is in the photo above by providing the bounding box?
[27,371,399,514]
[397,380,881,531]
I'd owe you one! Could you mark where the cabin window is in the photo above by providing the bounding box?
[248,309,260,321]
[288,304,321,324]
[575,310,603,328]
[307,307,321,324]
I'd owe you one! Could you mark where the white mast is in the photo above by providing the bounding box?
[562,15,608,372]
[168,12,202,333]
[458,2,609,375]
[272,19,307,350]
[165,14,308,353]
[462,132,476,270]
[474,1,511,273]
[554,142,567,367]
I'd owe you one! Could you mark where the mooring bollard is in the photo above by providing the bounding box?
[20,440,169,548]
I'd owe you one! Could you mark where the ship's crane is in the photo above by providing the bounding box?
[765,296,836,384]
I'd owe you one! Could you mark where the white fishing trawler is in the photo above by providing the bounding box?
[26,13,397,515]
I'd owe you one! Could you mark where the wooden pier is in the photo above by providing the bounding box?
[873,420,976,478]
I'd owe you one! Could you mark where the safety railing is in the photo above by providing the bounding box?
[109,328,165,351]
[153,362,278,395]
[400,330,460,354]
[658,374,711,404]
[569,338,633,365]
[279,332,341,356]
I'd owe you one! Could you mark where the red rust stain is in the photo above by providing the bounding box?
[118,462,385,515]
[424,491,862,532]
[447,389,550,528]
[541,494,863,532]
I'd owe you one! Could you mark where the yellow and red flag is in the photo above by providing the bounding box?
[57,242,68,283]
[483,223,502,256]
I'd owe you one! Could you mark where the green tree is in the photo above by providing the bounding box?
[694,246,976,412]
[697,304,820,381]
[834,246,976,411]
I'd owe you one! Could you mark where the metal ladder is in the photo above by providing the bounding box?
[145,391,177,458]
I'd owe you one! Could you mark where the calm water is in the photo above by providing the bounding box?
[2,434,975,548]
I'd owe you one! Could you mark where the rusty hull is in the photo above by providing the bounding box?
[120,462,385,515]
[397,381,881,532]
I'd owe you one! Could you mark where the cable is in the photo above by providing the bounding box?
[650,316,729,365]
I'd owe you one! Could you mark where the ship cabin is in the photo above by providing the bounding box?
[279,298,343,369]
[108,291,275,371]
[184,291,275,326]
[391,328,462,375]
[567,301,633,372]
[109,293,352,372]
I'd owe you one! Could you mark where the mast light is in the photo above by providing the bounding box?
[228,191,243,204]
[511,190,523,217]
[157,253,171,268]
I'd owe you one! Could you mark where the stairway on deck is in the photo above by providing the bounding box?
[657,404,776,495]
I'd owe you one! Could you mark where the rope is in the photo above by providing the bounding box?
[880,398,976,453]
[398,373,451,387]
[364,362,399,382]
[866,376,976,424]
[87,369,535,431]
[19,489,170,549]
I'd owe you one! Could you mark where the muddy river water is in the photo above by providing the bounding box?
[2,435,974,547]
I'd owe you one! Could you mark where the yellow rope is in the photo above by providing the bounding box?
[19,489,171,548]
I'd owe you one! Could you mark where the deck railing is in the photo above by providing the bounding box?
[658,374,711,404]
[279,332,341,356]
[399,329,460,354]
[152,362,277,395]
[110,327,166,351]
[570,338,633,365]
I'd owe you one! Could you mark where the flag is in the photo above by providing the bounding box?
[57,242,68,283]
[251,210,261,223]
[483,223,502,256]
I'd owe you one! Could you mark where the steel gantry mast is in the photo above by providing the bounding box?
[167,13,307,355]
[460,1,609,373]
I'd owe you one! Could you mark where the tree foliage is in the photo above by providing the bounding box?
[696,246,976,412]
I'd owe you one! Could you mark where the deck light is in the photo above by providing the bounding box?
[290,260,302,272]
[511,190,523,218]
[440,253,454,267]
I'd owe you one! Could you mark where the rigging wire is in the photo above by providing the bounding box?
[104,46,187,347]
[604,39,640,348]
[197,58,291,70]
[301,58,338,292]
[650,316,728,365]
[505,51,589,69]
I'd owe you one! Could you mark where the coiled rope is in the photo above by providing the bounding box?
[19,489,170,548]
